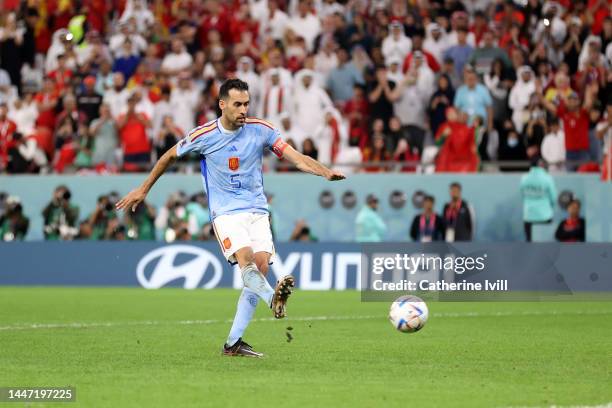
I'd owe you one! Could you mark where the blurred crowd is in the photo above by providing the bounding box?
[0,0,611,175]
[0,186,215,241]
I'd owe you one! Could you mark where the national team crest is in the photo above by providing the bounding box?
[228,157,240,171]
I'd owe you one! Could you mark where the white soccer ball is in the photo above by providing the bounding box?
[388,295,429,333]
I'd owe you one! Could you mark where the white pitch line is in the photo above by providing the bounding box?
[0,310,611,332]
[502,403,612,408]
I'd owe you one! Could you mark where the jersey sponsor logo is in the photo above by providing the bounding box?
[228,157,240,171]
[136,245,223,289]
[223,238,232,250]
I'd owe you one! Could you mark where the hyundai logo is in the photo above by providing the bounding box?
[136,245,223,289]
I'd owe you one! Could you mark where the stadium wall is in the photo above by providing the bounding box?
[1,174,611,242]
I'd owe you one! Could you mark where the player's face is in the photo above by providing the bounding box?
[220,89,250,127]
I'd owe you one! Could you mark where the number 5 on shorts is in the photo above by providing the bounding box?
[230,174,241,189]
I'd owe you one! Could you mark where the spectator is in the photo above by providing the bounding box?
[302,137,318,160]
[0,102,18,171]
[402,28,440,73]
[42,186,79,240]
[161,39,193,78]
[314,38,339,85]
[389,62,429,154]
[344,84,369,147]
[124,200,156,240]
[48,54,73,93]
[382,21,412,63]
[468,30,512,76]
[424,23,449,66]
[326,48,365,103]
[362,133,391,172]
[0,13,24,92]
[555,199,586,242]
[509,66,537,133]
[410,195,444,242]
[367,65,396,127]
[258,0,290,42]
[8,92,37,137]
[596,99,612,180]
[34,78,60,131]
[442,182,473,242]
[484,58,512,129]
[112,39,141,81]
[355,194,386,242]
[435,108,479,173]
[454,65,494,131]
[170,73,198,136]
[116,93,152,168]
[77,76,103,124]
[103,73,130,119]
[288,0,322,52]
[290,219,318,242]
[542,84,598,170]
[156,115,183,160]
[293,69,333,142]
[0,67,15,105]
[523,94,549,157]
[499,125,528,172]
[541,117,566,172]
[0,196,29,241]
[260,69,292,130]
[393,138,420,173]
[119,0,154,34]
[520,157,557,242]
[443,28,473,78]
[89,104,118,168]
[428,74,455,136]
[235,56,261,116]
[279,113,306,148]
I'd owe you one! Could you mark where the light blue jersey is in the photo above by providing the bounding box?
[176,117,287,220]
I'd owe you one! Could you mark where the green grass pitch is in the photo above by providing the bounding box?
[1,288,611,408]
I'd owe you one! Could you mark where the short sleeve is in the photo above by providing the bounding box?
[177,127,208,157]
[264,126,288,158]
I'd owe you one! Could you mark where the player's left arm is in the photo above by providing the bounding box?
[282,145,346,181]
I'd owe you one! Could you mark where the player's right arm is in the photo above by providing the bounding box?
[116,145,178,212]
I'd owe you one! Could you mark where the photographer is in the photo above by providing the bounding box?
[155,191,189,242]
[42,186,80,240]
[124,200,156,240]
[0,196,29,241]
[88,194,117,240]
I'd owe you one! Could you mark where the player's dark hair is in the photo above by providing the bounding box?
[219,78,249,100]
[450,182,462,190]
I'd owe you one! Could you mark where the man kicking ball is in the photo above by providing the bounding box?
[116,78,345,357]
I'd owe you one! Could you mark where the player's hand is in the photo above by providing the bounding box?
[116,187,147,212]
[326,170,346,181]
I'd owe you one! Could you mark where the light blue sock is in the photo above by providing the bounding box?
[241,263,274,306]
[226,288,259,347]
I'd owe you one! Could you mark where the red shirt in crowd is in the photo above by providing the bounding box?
[0,119,18,169]
[402,50,441,73]
[118,113,151,155]
[435,121,479,172]
[556,103,590,151]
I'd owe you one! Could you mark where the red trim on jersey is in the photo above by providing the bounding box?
[190,125,218,143]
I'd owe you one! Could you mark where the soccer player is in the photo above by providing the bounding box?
[116,79,345,357]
